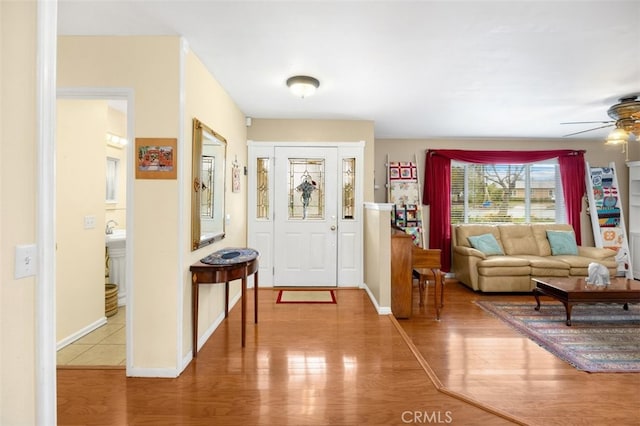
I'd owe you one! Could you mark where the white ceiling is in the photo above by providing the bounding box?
[58,0,640,140]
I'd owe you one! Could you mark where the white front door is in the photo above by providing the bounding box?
[273,147,338,286]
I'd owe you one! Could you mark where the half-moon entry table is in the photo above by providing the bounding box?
[190,248,259,358]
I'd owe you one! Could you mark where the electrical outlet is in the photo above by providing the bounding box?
[84,215,96,229]
[15,244,37,279]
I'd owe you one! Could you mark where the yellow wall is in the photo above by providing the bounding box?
[58,37,249,368]
[248,119,375,202]
[106,106,128,227]
[56,99,109,343]
[1,2,37,424]
[183,49,248,358]
[363,205,391,308]
[58,36,182,369]
[375,137,636,247]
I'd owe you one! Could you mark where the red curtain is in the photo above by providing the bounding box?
[557,152,586,238]
[423,150,586,271]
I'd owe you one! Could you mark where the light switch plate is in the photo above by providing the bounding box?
[84,215,96,229]
[15,244,37,279]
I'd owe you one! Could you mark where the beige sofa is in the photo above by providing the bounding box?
[451,223,617,292]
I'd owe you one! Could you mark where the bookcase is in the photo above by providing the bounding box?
[627,161,640,279]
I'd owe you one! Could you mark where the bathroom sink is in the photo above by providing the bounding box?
[105,229,127,306]
[105,229,126,246]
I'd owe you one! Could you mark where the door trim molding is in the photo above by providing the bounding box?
[36,0,58,422]
[55,87,135,376]
[248,140,365,148]
[247,141,364,288]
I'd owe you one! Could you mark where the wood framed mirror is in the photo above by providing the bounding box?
[191,118,227,250]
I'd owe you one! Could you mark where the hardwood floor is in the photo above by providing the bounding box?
[57,281,640,425]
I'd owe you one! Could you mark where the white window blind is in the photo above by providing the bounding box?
[451,160,565,224]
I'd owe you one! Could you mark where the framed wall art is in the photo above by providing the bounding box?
[135,137,177,180]
[232,157,241,193]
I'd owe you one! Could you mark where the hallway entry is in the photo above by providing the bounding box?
[55,89,134,373]
[248,142,364,288]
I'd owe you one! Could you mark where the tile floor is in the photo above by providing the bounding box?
[56,307,126,367]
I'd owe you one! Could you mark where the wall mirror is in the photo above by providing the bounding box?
[191,118,227,250]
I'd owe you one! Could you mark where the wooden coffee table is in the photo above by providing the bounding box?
[532,277,640,326]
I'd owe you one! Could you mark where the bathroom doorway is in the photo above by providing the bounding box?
[55,89,133,369]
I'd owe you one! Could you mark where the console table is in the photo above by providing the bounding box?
[190,248,259,358]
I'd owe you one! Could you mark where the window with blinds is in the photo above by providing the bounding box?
[451,160,566,224]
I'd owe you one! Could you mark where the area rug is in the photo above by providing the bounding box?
[475,300,640,373]
[276,290,336,304]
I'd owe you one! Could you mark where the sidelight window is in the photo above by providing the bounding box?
[342,158,355,219]
[256,157,269,219]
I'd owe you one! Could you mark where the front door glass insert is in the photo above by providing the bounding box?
[288,158,325,220]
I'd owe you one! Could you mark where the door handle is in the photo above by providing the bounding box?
[330,225,336,231]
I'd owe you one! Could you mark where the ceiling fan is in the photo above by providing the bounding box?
[562,94,640,140]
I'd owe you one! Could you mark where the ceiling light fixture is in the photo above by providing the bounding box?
[286,75,320,98]
[605,127,631,161]
[105,132,128,147]
[605,127,629,145]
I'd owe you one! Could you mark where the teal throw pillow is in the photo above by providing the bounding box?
[546,230,578,255]
[468,233,504,255]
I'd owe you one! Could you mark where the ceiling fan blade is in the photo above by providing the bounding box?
[562,124,615,137]
[560,120,614,125]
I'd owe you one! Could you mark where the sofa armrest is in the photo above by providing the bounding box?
[452,246,486,291]
[453,245,487,259]
[578,246,617,260]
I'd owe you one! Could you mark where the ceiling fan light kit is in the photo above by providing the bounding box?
[286,75,320,98]
[605,128,629,145]
[607,96,640,122]
[562,95,640,149]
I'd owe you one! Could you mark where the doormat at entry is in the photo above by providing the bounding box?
[276,290,337,304]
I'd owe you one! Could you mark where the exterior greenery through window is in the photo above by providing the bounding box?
[451,160,566,224]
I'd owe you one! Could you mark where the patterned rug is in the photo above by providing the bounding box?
[475,300,640,373]
[276,290,336,304]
